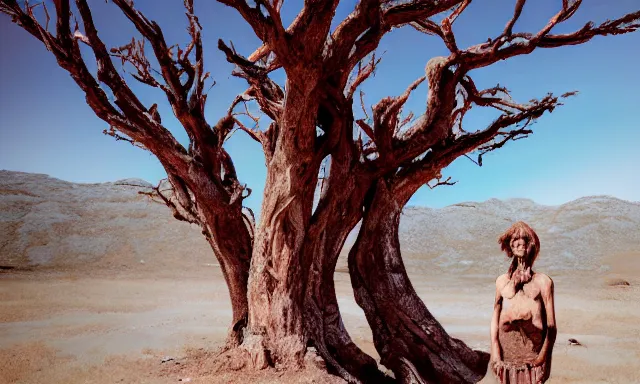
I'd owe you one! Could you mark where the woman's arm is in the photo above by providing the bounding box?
[490,278,504,362]
[534,276,557,367]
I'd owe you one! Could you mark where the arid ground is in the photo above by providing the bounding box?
[1,172,639,383]
[1,256,639,384]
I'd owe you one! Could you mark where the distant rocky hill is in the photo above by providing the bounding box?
[1,170,639,276]
[378,196,640,276]
[0,170,211,272]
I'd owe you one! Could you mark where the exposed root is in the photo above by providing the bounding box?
[162,345,346,383]
[310,343,363,384]
[211,336,346,380]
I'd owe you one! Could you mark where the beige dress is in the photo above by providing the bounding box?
[492,283,548,383]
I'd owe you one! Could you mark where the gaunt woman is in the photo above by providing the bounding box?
[490,222,557,383]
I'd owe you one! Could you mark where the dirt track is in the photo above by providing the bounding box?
[1,265,639,383]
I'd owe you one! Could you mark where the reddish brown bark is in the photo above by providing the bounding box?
[303,226,382,382]
[301,165,383,382]
[242,72,324,366]
[0,0,254,347]
[199,202,251,347]
[349,179,490,383]
[243,169,311,367]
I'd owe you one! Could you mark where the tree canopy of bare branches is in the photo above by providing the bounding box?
[2,0,638,382]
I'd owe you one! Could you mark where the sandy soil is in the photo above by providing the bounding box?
[1,264,639,384]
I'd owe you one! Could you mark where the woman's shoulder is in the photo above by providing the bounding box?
[532,272,554,289]
[495,273,510,288]
[532,272,552,282]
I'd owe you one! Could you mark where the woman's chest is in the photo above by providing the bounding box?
[500,284,544,324]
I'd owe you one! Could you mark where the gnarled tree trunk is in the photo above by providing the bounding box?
[242,78,322,368]
[349,179,490,383]
[200,213,251,347]
[301,161,384,382]
[153,169,254,348]
[243,162,312,368]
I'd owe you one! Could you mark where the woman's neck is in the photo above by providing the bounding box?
[516,258,527,271]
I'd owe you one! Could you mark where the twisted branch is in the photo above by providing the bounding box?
[393,92,571,203]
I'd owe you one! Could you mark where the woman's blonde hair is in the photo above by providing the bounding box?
[498,221,540,278]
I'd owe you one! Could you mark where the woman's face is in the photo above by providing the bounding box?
[511,238,527,258]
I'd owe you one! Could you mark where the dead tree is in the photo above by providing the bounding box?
[1,0,638,382]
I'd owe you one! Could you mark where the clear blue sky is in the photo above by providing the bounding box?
[1,0,639,216]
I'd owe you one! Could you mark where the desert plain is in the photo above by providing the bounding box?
[1,171,639,383]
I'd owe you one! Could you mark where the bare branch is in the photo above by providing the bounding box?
[1,0,191,171]
[356,119,375,140]
[325,0,464,88]
[438,0,471,53]
[216,0,289,60]
[184,0,208,112]
[535,0,582,38]
[38,1,51,32]
[76,0,146,112]
[109,0,214,132]
[233,117,267,145]
[240,103,260,124]
[102,126,146,149]
[426,175,456,189]
[411,2,470,53]
[369,75,427,160]
[462,153,479,166]
[389,56,458,166]
[410,18,444,38]
[248,42,271,62]
[227,91,271,145]
[288,0,340,61]
[328,0,382,71]
[110,37,165,89]
[347,0,464,69]
[52,0,70,45]
[228,92,261,124]
[392,91,572,203]
[105,0,234,181]
[378,2,638,176]
[502,0,526,37]
[72,29,90,45]
[359,90,370,121]
[458,76,526,116]
[459,5,640,70]
[228,91,252,115]
[388,76,426,119]
[398,112,415,132]
[140,177,200,224]
[111,0,184,97]
[219,40,284,121]
[242,206,256,243]
[235,0,338,71]
[407,0,639,79]
[346,53,383,100]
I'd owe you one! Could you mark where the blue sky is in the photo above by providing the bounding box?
[1,0,639,216]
